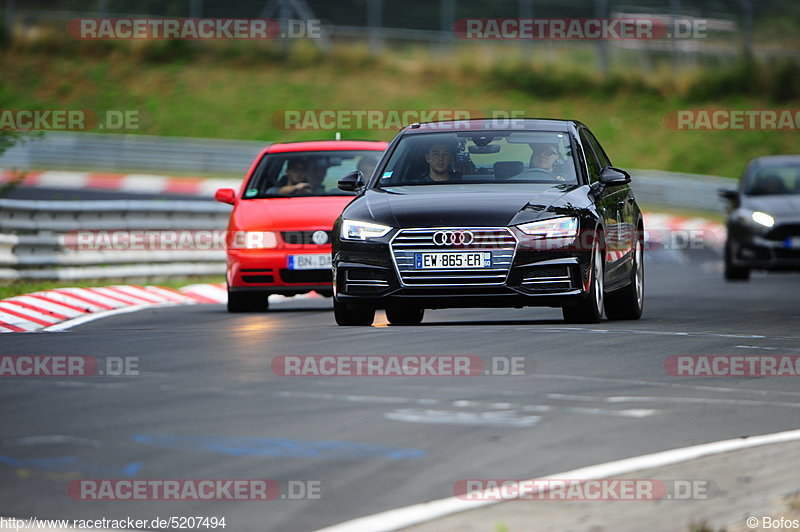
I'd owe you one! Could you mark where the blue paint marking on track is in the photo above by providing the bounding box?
[0,455,141,476]
[132,434,424,460]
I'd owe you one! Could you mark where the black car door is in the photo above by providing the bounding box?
[579,128,630,284]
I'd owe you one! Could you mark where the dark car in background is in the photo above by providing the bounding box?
[720,155,800,281]
[331,118,644,326]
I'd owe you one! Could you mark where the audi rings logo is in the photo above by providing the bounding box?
[433,230,475,246]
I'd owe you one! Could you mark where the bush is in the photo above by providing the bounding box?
[686,53,760,101]
[768,57,800,102]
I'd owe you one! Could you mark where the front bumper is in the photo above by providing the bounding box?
[227,248,333,294]
[729,225,800,270]
[333,228,593,309]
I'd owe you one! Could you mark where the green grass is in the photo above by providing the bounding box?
[1,40,799,178]
[0,276,224,300]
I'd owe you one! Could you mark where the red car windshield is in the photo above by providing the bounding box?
[244,150,382,198]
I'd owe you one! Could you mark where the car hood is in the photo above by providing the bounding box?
[350,183,590,228]
[232,196,353,230]
[744,195,800,218]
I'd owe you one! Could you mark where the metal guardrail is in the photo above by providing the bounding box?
[0,132,267,176]
[1,133,738,212]
[0,199,231,280]
[0,165,735,280]
[629,169,736,212]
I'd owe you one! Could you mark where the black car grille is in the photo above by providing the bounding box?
[279,269,332,283]
[390,228,517,287]
[775,248,800,260]
[281,231,333,245]
[343,269,390,294]
[242,275,275,284]
[765,224,800,242]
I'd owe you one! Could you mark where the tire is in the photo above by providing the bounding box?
[562,236,604,324]
[227,290,269,313]
[605,233,644,320]
[385,303,424,325]
[724,241,750,281]
[334,298,375,326]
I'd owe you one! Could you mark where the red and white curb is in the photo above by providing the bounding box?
[593,213,725,262]
[0,169,235,197]
[643,213,725,252]
[0,284,323,333]
[0,283,225,333]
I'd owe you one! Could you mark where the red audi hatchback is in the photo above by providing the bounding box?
[215,140,388,312]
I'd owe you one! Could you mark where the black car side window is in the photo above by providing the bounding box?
[579,130,601,183]
[584,130,612,169]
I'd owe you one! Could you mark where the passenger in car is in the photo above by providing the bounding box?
[267,158,316,195]
[529,143,567,181]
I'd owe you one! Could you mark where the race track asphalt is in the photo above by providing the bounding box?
[2,248,799,531]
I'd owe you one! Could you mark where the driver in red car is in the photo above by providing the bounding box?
[268,158,317,195]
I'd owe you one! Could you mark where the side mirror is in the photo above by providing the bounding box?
[718,188,739,208]
[214,188,237,205]
[598,167,631,186]
[338,171,365,192]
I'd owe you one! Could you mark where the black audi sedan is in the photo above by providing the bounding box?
[720,155,800,281]
[331,118,644,326]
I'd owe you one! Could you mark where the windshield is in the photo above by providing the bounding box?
[244,150,382,198]
[376,131,578,188]
[745,164,800,196]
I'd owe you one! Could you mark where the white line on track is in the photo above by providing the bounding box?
[734,344,800,351]
[315,428,800,532]
[382,374,800,400]
[277,390,658,419]
[549,392,800,409]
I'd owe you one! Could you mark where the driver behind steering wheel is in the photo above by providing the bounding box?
[529,143,567,181]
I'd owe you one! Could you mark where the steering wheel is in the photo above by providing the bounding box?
[514,168,554,178]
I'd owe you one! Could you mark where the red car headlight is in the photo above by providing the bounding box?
[230,231,279,249]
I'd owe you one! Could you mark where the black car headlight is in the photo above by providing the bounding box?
[738,210,775,230]
[340,219,392,241]
[516,217,579,239]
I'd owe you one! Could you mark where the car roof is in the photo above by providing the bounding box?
[266,140,388,153]
[749,155,800,166]
[399,118,584,135]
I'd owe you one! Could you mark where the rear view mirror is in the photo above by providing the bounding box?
[214,188,236,205]
[598,167,631,186]
[718,188,739,208]
[338,171,365,192]
[468,145,501,154]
